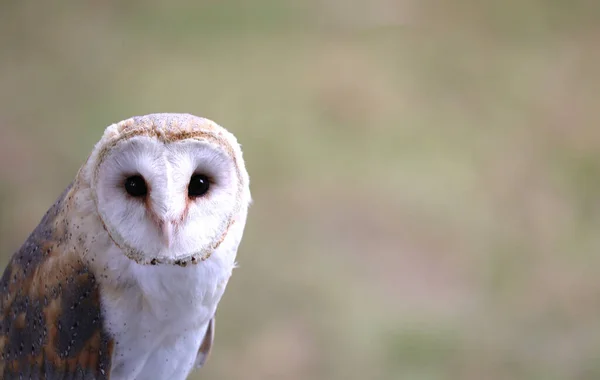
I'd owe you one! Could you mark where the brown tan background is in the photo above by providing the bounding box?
[1,1,600,379]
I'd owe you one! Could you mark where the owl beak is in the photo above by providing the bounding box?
[161,221,175,248]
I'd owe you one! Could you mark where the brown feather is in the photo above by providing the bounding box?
[0,185,114,380]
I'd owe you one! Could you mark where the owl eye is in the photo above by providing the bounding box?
[188,174,210,197]
[124,175,148,197]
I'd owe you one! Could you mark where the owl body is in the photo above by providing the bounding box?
[0,114,251,379]
[95,232,239,379]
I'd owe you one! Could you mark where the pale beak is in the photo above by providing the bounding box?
[161,221,175,248]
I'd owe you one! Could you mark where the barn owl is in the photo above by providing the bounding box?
[0,113,251,379]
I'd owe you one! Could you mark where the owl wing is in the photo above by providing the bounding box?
[193,316,215,369]
[0,185,114,380]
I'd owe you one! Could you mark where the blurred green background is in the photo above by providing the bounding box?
[1,1,599,379]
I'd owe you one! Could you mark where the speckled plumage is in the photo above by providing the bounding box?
[0,114,251,380]
[0,184,114,379]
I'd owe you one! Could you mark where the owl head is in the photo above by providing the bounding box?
[79,113,251,266]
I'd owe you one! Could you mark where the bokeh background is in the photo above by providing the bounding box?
[1,1,599,379]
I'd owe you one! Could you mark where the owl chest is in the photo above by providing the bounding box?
[99,260,233,380]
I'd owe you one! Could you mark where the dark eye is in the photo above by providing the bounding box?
[188,174,210,197]
[124,175,148,197]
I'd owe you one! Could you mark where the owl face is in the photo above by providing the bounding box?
[87,114,250,266]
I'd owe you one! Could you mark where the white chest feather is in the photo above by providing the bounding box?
[97,246,235,380]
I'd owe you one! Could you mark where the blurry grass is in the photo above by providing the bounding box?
[1,0,600,379]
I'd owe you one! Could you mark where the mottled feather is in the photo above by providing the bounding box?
[0,185,114,379]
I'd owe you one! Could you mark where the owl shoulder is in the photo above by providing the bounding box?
[0,183,114,379]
